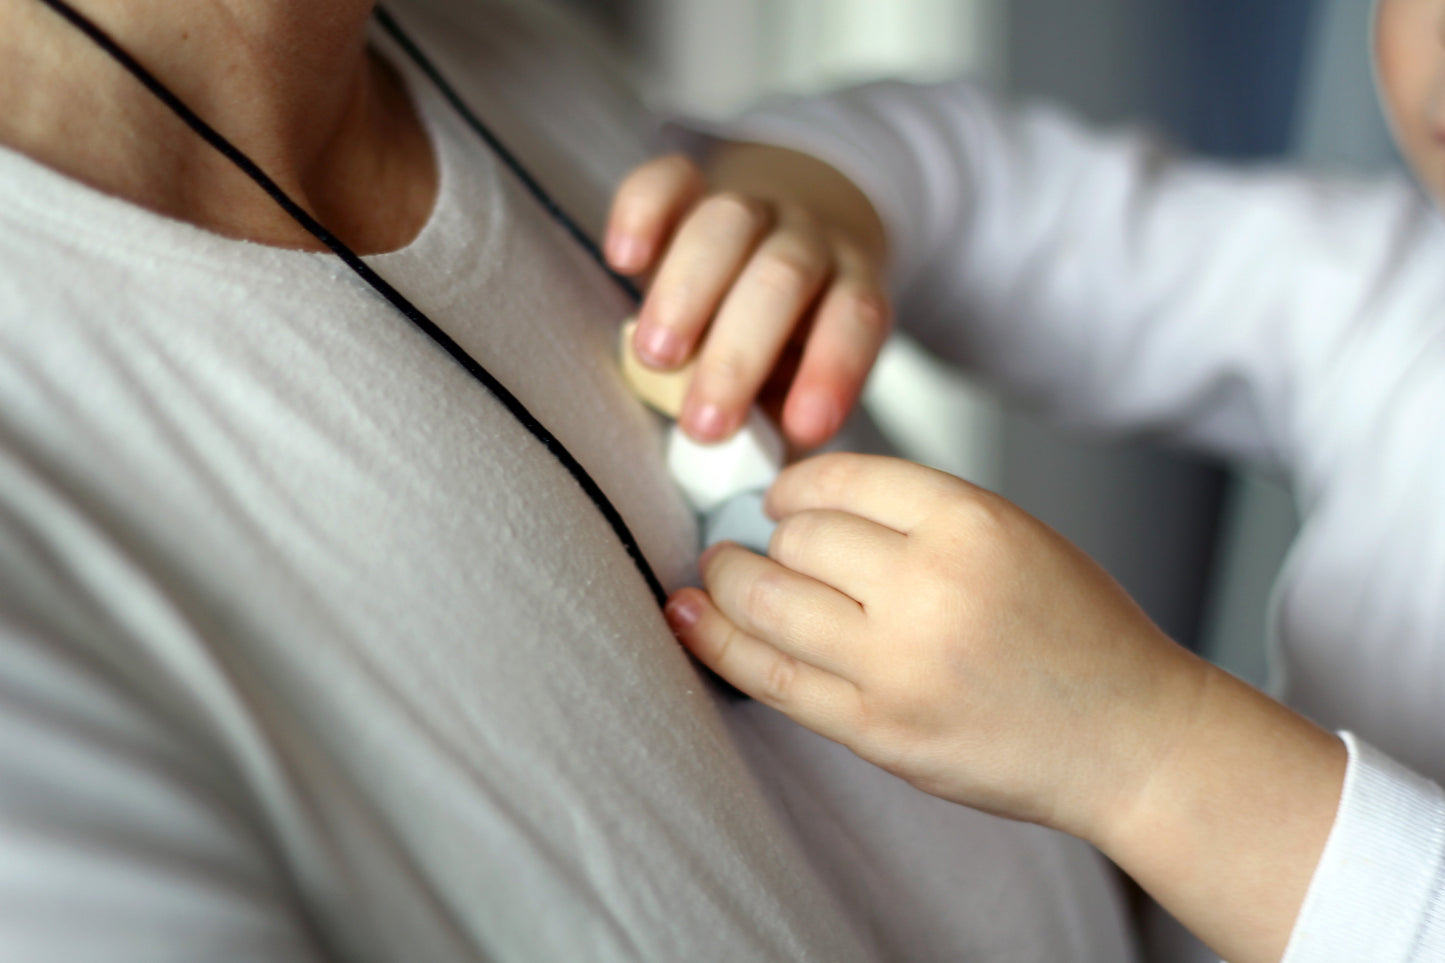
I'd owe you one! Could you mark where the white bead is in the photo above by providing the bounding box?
[666,407,784,513]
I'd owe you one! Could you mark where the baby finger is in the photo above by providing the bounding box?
[605,154,707,274]
[698,542,863,680]
[767,508,906,604]
[635,192,770,369]
[681,227,831,441]
[781,263,892,448]
[666,587,862,726]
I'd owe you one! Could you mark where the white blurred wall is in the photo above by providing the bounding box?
[628,0,1004,115]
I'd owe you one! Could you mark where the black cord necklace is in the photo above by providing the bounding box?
[33,0,669,609]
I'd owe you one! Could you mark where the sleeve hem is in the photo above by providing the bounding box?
[1282,732,1445,962]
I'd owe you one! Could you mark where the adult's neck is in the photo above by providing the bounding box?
[0,0,436,252]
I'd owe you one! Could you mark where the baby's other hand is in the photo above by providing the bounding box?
[664,452,1209,843]
[605,149,890,449]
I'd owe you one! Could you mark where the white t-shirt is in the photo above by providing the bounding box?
[726,78,1445,961]
[0,3,1137,961]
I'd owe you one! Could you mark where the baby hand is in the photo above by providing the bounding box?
[664,452,1210,842]
[605,149,890,449]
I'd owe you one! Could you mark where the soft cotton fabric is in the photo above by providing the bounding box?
[724,78,1445,961]
[0,4,1138,961]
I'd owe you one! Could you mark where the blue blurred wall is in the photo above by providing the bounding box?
[1164,0,1317,157]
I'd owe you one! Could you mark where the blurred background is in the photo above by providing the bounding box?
[557,2,1398,957]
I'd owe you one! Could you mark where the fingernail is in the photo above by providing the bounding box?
[637,323,683,367]
[788,391,840,445]
[665,594,703,631]
[608,232,647,272]
[685,403,733,441]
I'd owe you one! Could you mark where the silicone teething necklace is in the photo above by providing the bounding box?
[33,0,668,609]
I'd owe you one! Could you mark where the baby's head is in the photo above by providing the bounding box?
[1375,0,1445,202]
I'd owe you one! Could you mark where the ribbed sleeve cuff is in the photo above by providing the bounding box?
[1282,733,1445,962]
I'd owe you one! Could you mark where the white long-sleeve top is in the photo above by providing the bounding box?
[727,80,1445,961]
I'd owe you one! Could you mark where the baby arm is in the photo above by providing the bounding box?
[604,145,890,449]
[666,452,1347,963]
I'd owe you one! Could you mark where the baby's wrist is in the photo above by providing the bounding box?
[1087,663,1346,962]
[1064,644,1215,849]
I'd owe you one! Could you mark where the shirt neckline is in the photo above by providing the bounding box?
[0,27,483,283]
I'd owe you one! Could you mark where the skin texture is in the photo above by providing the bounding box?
[611,2,1445,960]
[0,0,436,254]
